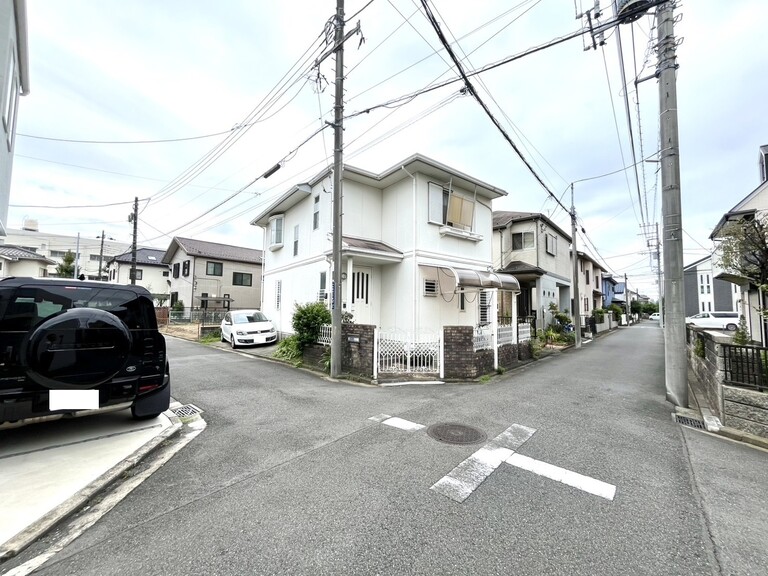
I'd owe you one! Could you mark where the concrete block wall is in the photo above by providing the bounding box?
[686,327,768,438]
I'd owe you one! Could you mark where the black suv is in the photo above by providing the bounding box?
[0,277,170,428]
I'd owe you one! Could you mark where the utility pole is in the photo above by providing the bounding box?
[129,197,138,285]
[98,230,105,281]
[656,222,664,328]
[74,233,80,279]
[624,273,631,321]
[330,0,345,378]
[570,184,582,348]
[657,1,686,407]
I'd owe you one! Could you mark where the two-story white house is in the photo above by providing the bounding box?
[106,247,169,301]
[161,237,263,311]
[574,250,606,320]
[492,211,572,331]
[250,154,520,338]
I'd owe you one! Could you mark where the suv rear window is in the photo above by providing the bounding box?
[0,285,157,331]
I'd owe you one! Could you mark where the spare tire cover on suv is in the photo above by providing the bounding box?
[22,307,133,389]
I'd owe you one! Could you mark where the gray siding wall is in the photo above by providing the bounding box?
[683,268,699,317]
[713,279,733,311]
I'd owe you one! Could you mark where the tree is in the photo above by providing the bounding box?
[55,250,76,278]
[717,213,768,287]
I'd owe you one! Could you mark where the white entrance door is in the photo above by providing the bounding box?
[351,267,372,324]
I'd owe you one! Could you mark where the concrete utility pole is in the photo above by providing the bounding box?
[656,222,664,328]
[98,230,106,281]
[129,197,138,285]
[74,233,80,279]
[657,1,687,407]
[570,184,582,348]
[330,0,345,378]
[624,273,631,321]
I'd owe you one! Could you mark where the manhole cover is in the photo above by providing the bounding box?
[427,423,487,445]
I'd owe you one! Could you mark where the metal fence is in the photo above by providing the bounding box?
[377,329,441,374]
[169,308,227,325]
[317,324,332,346]
[723,343,767,392]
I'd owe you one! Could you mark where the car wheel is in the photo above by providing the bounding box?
[230,335,237,349]
[22,308,132,389]
[726,323,737,331]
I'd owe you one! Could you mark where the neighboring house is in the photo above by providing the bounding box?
[161,237,263,311]
[573,251,606,320]
[0,0,29,238]
[106,248,169,300]
[4,222,135,279]
[709,144,768,344]
[250,154,520,337]
[492,211,571,331]
[682,255,737,317]
[0,244,54,277]
[602,274,618,307]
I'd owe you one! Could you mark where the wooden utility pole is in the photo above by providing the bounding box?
[330,0,345,378]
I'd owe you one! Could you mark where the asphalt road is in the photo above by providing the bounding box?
[3,325,766,575]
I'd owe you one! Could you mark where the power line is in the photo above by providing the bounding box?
[16,128,235,145]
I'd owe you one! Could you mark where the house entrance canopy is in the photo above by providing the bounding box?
[439,267,520,293]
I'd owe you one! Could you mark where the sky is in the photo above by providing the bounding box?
[8,0,768,300]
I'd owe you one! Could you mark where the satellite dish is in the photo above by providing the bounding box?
[615,0,653,23]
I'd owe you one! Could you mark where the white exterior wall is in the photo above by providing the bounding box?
[259,165,502,336]
[0,1,24,235]
[1,258,48,278]
[109,262,169,296]
[3,229,133,278]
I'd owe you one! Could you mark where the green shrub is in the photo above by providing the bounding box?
[172,300,185,312]
[593,309,605,323]
[608,304,622,321]
[199,329,221,344]
[694,337,705,358]
[553,311,572,325]
[273,335,302,361]
[291,302,332,350]
[732,315,750,345]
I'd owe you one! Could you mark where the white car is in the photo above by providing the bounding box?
[649,312,660,321]
[220,310,277,348]
[685,311,739,331]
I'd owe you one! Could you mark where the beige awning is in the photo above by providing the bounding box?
[440,267,520,292]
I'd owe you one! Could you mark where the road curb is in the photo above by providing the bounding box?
[0,412,183,562]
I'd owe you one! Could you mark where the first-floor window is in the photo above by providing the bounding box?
[293,225,299,256]
[479,291,490,324]
[233,272,252,286]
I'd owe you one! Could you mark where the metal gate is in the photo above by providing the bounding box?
[375,328,441,376]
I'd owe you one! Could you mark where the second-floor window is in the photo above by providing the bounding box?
[546,233,557,256]
[586,270,590,285]
[313,196,320,230]
[511,232,534,250]
[233,272,252,286]
[172,263,180,278]
[182,260,190,276]
[428,182,474,231]
[270,215,284,249]
[206,261,223,276]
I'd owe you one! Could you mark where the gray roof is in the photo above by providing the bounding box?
[492,211,571,241]
[109,248,167,267]
[0,245,55,265]
[342,236,402,255]
[162,237,263,265]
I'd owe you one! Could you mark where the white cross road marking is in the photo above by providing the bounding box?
[506,453,616,501]
[368,414,392,423]
[430,424,537,503]
[380,417,425,431]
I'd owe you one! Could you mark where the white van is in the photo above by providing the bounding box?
[685,311,739,331]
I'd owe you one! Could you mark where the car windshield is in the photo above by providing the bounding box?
[233,311,268,324]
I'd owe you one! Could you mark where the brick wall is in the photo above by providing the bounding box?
[341,323,374,377]
[443,326,477,379]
